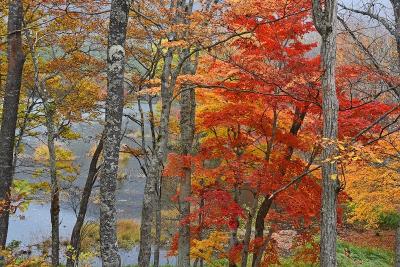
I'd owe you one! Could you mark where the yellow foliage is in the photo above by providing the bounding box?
[345,136,400,228]
[191,231,229,262]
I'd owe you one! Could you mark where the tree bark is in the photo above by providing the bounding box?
[153,175,162,267]
[46,109,60,267]
[241,194,258,267]
[178,51,196,267]
[252,197,273,267]
[100,0,130,266]
[312,1,340,266]
[0,0,25,248]
[66,137,103,267]
[138,49,175,266]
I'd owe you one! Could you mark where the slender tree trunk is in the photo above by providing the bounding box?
[138,50,174,266]
[100,1,130,266]
[252,197,273,267]
[45,110,60,267]
[241,194,258,267]
[138,1,195,264]
[312,1,340,266]
[24,20,61,266]
[0,0,25,248]
[66,137,103,267]
[250,107,306,266]
[228,185,240,267]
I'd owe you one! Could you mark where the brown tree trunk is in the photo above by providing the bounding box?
[0,0,25,248]
[312,1,340,266]
[251,197,273,267]
[66,137,103,267]
[250,106,307,265]
[100,0,130,266]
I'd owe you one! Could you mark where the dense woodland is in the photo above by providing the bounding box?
[0,0,399,266]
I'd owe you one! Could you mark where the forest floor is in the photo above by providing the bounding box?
[338,227,395,251]
[125,230,396,267]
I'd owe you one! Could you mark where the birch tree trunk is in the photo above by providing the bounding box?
[312,1,340,266]
[0,0,25,248]
[100,0,130,266]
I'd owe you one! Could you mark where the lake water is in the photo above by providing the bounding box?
[7,104,177,266]
[8,203,177,266]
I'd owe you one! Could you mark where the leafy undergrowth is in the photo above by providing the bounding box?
[124,240,394,267]
[277,240,394,267]
[336,241,394,267]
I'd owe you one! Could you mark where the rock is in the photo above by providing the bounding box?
[271,230,297,255]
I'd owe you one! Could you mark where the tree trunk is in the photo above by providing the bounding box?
[252,197,273,267]
[178,54,196,267]
[0,0,25,248]
[46,110,60,267]
[138,1,195,264]
[24,16,61,266]
[66,137,103,267]
[228,185,240,267]
[100,0,130,266]
[241,194,258,267]
[138,49,174,266]
[312,1,340,266]
[153,176,162,267]
[250,106,306,266]
[320,15,340,267]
